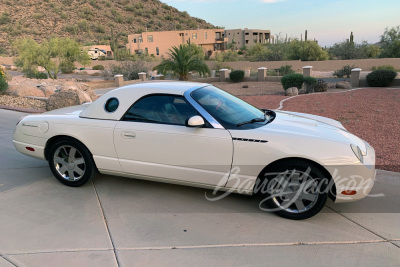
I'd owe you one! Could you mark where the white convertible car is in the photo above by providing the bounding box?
[13,82,376,220]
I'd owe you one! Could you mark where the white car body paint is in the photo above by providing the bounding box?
[13,82,375,203]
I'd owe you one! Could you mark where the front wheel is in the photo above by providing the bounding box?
[48,139,97,187]
[258,160,328,220]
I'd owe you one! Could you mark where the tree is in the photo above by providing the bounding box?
[215,50,240,62]
[287,40,328,61]
[14,37,90,79]
[154,43,210,80]
[329,41,380,59]
[380,25,400,58]
[246,43,271,61]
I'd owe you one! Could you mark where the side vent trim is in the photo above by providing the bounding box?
[232,138,268,143]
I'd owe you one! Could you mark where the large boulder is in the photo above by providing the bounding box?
[336,81,352,89]
[285,87,299,96]
[46,89,92,111]
[7,84,45,97]
[61,81,97,101]
[37,83,56,97]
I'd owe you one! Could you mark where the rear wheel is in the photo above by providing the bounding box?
[258,160,328,220]
[48,139,97,187]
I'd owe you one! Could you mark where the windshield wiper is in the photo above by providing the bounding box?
[236,117,266,127]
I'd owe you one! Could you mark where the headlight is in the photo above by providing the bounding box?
[351,144,363,163]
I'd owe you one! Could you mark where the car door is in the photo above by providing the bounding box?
[113,94,233,186]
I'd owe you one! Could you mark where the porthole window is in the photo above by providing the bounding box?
[104,98,119,113]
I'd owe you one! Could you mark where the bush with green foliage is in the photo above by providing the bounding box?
[0,68,9,92]
[247,44,270,61]
[314,79,328,92]
[333,65,357,78]
[93,65,105,70]
[371,65,398,71]
[366,70,398,87]
[303,77,317,93]
[24,69,48,79]
[230,70,245,83]
[215,50,240,62]
[278,65,295,76]
[60,61,75,74]
[106,61,148,81]
[287,40,328,61]
[329,41,380,60]
[281,73,304,90]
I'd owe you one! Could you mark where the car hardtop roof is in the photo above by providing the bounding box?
[79,81,212,121]
[112,81,210,95]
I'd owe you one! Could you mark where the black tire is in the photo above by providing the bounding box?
[257,160,328,220]
[48,138,97,187]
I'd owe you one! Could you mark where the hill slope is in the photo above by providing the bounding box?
[0,0,216,55]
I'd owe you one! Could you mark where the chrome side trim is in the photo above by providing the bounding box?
[184,86,225,129]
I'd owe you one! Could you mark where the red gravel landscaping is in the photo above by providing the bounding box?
[243,89,400,172]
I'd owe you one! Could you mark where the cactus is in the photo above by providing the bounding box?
[350,32,354,44]
[305,30,308,41]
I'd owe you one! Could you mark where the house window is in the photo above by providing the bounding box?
[134,39,137,43]
[246,40,249,44]
[192,33,197,39]
[138,37,143,43]
[156,47,159,56]
[145,48,148,55]
[245,32,249,35]
[147,35,153,42]
[253,39,257,43]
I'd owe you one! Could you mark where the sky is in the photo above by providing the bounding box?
[162,0,400,47]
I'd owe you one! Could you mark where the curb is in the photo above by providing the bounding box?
[0,105,46,114]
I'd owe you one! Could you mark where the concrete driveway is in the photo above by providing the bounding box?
[0,109,399,267]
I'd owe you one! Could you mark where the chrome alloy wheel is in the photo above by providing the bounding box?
[53,145,86,181]
[270,170,320,213]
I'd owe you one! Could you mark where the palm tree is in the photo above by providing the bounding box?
[153,43,210,81]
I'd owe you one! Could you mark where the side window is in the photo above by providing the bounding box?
[122,95,201,126]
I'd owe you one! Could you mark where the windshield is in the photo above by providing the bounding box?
[191,86,273,130]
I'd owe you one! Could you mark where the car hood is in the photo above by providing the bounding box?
[236,110,367,154]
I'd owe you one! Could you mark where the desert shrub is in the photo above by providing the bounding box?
[371,65,398,71]
[314,79,328,92]
[60,61,75,74]
[366,70,398,87]
[303,77,317,93]
[230,70,245,83]
[267,70,278,76]
[105,61,148,81]
[278,65,295,76]
[215,50,240,62]
[0,68,8,92]
[25,69,48,79]
[281,73,304,90]
[333,65,356,78]
[32,13,44,20]
[0,12,10,25]
[93,65,105,70]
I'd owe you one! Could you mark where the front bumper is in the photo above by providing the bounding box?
[329,144,376,203]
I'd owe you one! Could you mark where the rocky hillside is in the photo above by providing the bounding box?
[0,0,216,55]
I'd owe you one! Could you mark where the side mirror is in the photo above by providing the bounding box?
[185,115,205,128]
